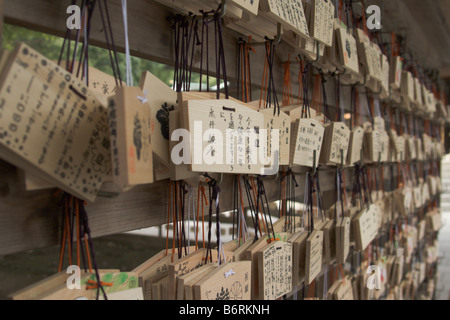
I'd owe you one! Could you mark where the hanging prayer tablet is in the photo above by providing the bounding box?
[347,126,364,165]
[401,71,415,102]
[259,109,291,166]
[320,122,350,166]
[291,232,308,286]
[336,217,351,264]
[292,118,325,167]
[322,220,336,264]
[305,230,323,285]
[390,56,403,90]
[353,204,381,251]
[108,86,153,192]
[259,0,310,38]
[336,27,359,74]
[364,129,382,163]
[0,43,111,202]
[333,277,355,300]
[184,99,265,174]
[139,71,177,169]
[230,0,260,15]
[309,0,335,47]
[194,261,252,300]
[257,241,293,300]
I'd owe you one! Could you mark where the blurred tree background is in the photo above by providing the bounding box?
[2,23,219,90]
[1,23,175,87]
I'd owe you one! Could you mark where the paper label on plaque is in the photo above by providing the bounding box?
[258,241,292,300]
[0,43,110,201]
[310,0,335,47]
[186,100,265,174]
[305,230,323,285]
[261,0,310,38]
[293,118,324,167]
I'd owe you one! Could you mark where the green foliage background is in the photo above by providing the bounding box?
[2,23,175,87]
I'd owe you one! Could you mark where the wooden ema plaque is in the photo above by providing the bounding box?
[185,99,265,175]
[379,130,390,163]
[183,264,218,300]
[336,217,350,264]
[305,230,323,285]
[353,204,381,251]
[259,109,291,166]
[333,277,355,300]
[347,126,364,165]
[176,263,217,300]
[0,43,110,202]
[364,129,382,163]
[194,261,252,300]
[260,0,310,39]
[291,231,308,286]
[320,122,350,166]
[292,118,325,167]
[322,219,336,264]
[230,0,260,15]
[390,56,403,89]
[108,86,153,192]
[258,240,292,300]
[309,0,335,47]
[336,27,359,74]
[168,248,234,300]
[139,71,178,172]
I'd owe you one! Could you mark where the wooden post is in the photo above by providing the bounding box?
[0,0,4,46]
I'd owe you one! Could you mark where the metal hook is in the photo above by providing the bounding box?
[312,150,318,175]
[312,41,321,63]
[252,22,283,46]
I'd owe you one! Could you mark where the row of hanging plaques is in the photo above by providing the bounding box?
[156,0,448,119]
[10,171,442,300]
[0,42,445,201]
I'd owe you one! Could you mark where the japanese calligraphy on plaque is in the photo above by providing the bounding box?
[258,241,292,300]
[292,118,324,168]
[320,122,350,166]
[0,43,110,201]
[259,109,291,166]
[260,0,310,38]
[309,0,335,47]
[185,99,265,174]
